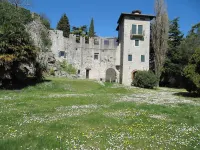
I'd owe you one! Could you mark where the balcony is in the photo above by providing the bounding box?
[130,30,145,39]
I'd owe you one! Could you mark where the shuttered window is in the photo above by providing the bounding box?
[138,25,143,35]
[135,40,139,46]
[132,24,137,34]
[141,55,145,62]
[128,55,132,61]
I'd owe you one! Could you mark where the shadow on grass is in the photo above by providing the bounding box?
[173,92,200,98]
[0,77,51,90]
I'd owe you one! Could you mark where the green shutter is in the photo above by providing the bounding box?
[138,25,143,35]
[132,24,137,34]
[141,55,145,62]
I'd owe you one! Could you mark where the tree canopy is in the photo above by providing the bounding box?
[57,14,70,38]
[89,18,95,37]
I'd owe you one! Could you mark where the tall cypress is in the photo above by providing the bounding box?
[57,14,70,38]
[89,18,95,37]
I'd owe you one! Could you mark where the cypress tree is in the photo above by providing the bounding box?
[89,18,95,37]
[57,14,70,38]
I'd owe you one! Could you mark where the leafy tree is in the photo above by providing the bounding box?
[184,48,200,94]
[160,18,184,87]
[71,25,89,43]
[57,14,70,38]
[0,2,43,88]
[89,18,95,37]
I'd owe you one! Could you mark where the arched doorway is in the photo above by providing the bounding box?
[132,70,137,81]
[106,68,116,82]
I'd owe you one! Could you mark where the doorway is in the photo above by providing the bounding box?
[86,69,90,79]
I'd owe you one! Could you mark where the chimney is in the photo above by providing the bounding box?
[132,10,142,15]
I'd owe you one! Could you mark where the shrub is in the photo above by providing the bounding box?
[60,60,76,75]
[184,48,200,94]
[132,71,158,89]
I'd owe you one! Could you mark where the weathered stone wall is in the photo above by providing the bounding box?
[50,30,120,82]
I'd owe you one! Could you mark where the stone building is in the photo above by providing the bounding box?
[50,10,155,85]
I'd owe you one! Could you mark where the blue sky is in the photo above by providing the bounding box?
[28,0,200,37]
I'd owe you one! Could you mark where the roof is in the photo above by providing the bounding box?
[117,13,155,24]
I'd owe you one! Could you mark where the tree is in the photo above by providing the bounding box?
[184,48,200,94]
[151,0,169,85]
[0,2,43,88]
[89,18,95,37]
[160,18,184,87]
[57,14,70,38]
[71,25,88,43]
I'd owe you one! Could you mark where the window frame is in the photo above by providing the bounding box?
[141,55,145,62]
[135,40,140,46]
[94,53,99,60]
[128,54,132,62]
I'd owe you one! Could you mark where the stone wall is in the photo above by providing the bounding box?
[50,30,120,82]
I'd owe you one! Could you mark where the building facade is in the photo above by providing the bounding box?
[50,10,154,85]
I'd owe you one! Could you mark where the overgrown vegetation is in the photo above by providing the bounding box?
[0,1,45,88]
[132,71,158,89]
[60,60,76,75]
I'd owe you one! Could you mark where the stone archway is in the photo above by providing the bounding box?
[106,68,116,82]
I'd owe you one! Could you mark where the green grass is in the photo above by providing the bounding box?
[0,78,200,149]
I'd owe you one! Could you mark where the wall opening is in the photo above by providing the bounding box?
[106,68,116,82]
[86,69,90,79]
[132,70,137,81]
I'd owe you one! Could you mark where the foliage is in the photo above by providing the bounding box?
[151,0,169,84]
[40,29,52,52]
[49,68,55,76]
[40,13,51,29]
[57,14,70,38]
[132,71,158,89]
[184,48,200,94]
[0,1,44,88]
[71,25,89,43]
[89,18,95,37]
[0,1,33,25]
[160,18,184,87]
[60,60,76,75]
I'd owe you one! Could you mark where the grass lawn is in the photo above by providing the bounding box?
[0,78,199,149]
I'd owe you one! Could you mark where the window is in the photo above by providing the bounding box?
[59,51,65,57]
[104,40,109,45]
[138,25,143,35]
[132,24,137,34]
[132,25,143,35]
[135,40,139,46]
[94,53,99,60]
[128,55,132,61]
[78,70,80,74]
[141,55,145,62]
[94,39,99,45]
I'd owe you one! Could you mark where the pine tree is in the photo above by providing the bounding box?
[57,14,70,38]
[89,18,95,37]
[160,17,184,87]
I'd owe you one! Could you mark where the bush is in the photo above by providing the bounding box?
[132,71,158,89]
[60,60,76,75]
[184,48,200,94]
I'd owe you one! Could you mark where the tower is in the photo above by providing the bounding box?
[116,10,155,85]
